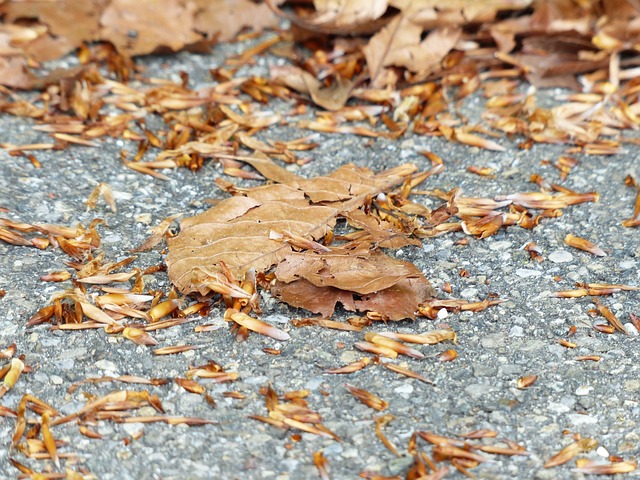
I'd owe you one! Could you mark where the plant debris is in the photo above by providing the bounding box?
[1,1,640,477]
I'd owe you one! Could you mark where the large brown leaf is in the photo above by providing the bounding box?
[0,0,278,65]
[100,0,202,56]
[166,161,419,298]
[267,0,392,35]
[272,249,434,319]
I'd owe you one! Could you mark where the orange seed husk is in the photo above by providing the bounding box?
[573,460,637,474]
[564,234,606,256]
[354,341,398,359]
[517,375,538,389]
[344,383,388,411]
[558,339,577,348]
[0,343,16,360]
[380,329,457,345]
[544,438,597,468]
[365,333,424,358]
[41,411,59,467]
[384,364,434,385]
[122,327,159,346]
[375,414,400,457]
[148,298,180,322]
[594,299,628,334]
[324,357,371,374]
[40,271,72,282]
[439,349,458,362]
[153,345,202,355]
[229,311,290,341]
[313,451,330,480]
[0,358,24,399]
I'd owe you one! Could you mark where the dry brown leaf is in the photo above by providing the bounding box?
[167,163,425,307]
[273,274,432,321]
[364,16,461,87]
[131,213,183,253]
[194,0,279,42]
[269,0,390,35]
[272,248,433,320]
[271,65,355,110]
[99,0,202,56]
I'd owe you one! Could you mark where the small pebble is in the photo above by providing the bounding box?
[394,383,414,398]
[515,268,541,278]
[548,250,573,263]
[575,385,593,396]
[460,287,478,299]
[95,360,117,372]
[509,325,525,337]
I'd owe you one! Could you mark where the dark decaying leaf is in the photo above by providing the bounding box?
[272,249,434,320]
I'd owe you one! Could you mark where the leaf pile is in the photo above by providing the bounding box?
[0,0,278,87]
[166,152,605,320]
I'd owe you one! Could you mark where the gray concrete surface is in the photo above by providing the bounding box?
[0,39,639,480]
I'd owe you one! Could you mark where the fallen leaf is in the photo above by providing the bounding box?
[272,249,434,320]
[167,162,434,319]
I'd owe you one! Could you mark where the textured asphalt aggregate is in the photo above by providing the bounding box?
[0,38,639,480]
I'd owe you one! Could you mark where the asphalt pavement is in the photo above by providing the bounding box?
[0,39,639,480]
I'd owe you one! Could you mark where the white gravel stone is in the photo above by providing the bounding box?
[264,314,289,324]
[567,413,598,425]
[575,385,593,396]
[489,240,512,251]
[547,402,570,413]
[509,325,525,337]
[122,423,144,437]
[619,260,636,270]
[548,250,574,263]
[182,348,196,358]
[394,383,414,398]
[95,359,118,372]
[515,268,542,277]
[460,287,478,299]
